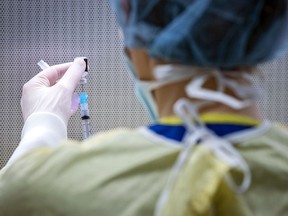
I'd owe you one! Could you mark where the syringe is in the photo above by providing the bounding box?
[79,58,92,139]
[37,58,92,140]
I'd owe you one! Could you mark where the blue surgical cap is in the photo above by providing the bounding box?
[110,0,288,68]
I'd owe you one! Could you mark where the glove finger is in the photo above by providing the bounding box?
[57,58,86,93]
[32,62,73,87]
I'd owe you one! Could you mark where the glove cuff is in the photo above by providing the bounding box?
[5,112,67,167]
[21,112,67,144]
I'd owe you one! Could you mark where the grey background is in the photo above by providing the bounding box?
[1,0,288,168]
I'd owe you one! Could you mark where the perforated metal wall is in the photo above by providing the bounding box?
[1,0,288,168]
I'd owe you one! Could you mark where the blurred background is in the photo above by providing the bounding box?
[1,0,288,168]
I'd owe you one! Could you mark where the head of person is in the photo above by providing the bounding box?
[109,0,288,119]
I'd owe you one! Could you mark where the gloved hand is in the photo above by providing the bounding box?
[21,58,86,126]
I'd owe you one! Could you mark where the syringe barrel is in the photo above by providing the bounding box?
[82,117,92,140]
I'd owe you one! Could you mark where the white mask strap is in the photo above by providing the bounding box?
[185,70,258,109]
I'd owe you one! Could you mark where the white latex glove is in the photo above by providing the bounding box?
[21,58,86,125]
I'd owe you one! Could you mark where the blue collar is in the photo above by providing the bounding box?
[148,123,255,142]
[148,114,260,142]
